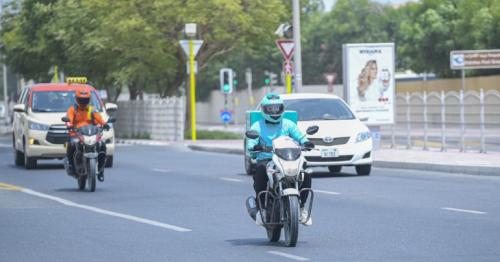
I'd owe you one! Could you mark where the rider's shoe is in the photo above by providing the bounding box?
[300,208,312,226]
[97,171,104,182]
[255,210,264,226]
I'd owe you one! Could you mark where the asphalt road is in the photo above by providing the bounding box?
[1,136,499,262]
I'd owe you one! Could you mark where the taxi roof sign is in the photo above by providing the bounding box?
[66,77,88,84]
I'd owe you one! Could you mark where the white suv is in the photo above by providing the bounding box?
[12,83,117,169]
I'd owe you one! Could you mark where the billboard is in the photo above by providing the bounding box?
[450,49,500,70]
[343,43,395,125]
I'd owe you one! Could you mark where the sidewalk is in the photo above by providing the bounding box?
[185,140,500,176]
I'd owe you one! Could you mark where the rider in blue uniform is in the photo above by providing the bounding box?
[247,93,314,226]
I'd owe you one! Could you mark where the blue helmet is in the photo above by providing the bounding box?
[260,93,284,123]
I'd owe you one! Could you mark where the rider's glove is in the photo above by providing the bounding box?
[303,141,315,151]
[103,123,111,131]
[251,144,264,151]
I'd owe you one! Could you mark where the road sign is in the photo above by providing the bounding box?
[276,39,295,61]
[283,61,294,75]
[220,110,232,123]
[450,49,500,70]
[179,40,204,57]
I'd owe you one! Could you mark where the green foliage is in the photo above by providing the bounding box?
[185,129,243,140]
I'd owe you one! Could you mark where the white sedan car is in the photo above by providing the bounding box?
[245,93,373,175]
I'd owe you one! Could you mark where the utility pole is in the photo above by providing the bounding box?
[1,0,8,113]
[292,0,303,92]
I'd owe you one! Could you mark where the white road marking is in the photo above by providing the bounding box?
[220,177,244,183]
[0,143,10,148]
[20,188,191,232]
[442,207,487,215]
[267,251,310,261]
[315,189,341,195]
[151,168,171,173]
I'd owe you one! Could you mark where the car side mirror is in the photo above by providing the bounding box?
[107,117,116,123]
[245,130,260,140]
[105,103,118,112]
[357,113,369,122]
[306,125,319,135]
[13,104,25,113]
[61,116,70,123]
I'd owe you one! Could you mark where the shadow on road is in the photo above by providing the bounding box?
[311,172,363,179]
[33,164,65,170]
[226,238,308,247]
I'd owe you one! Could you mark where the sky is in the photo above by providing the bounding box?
[323,0,417,11]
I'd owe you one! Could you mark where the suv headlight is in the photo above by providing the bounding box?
[356,131,371,143]
[28,120,50,131]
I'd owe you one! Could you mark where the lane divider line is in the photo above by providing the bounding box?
[220,177,244,183]
[441,207,487,215]
[267,251,310,261]
[0,182,191,232]
[315,189,341,195]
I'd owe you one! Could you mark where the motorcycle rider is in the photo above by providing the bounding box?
[247,93,315,226]
[65,87,109,181]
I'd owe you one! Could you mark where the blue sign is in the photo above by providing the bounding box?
[220,110,232,123]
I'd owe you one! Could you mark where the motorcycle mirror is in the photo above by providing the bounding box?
[61,116,70,123]
[245,130,260,139]
[107,117,116,123]
[304,168,314,175]
[306,125,319,135]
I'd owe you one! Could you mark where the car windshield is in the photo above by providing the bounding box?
[284,98,355,121]
[78,125,100,136]
[275,148,301,161]
[31,91,102,113]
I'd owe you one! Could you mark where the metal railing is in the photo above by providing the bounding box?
[385,89,500,152]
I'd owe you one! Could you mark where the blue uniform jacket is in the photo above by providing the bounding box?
[246,118,309,161]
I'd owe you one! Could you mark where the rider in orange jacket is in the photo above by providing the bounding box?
[65,88,109,181]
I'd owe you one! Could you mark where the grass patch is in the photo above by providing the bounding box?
[185,129,242,140]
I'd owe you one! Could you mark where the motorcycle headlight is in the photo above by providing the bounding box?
[28,120,50,131]
[280,159,301,177]
[356,131,371,143]
[83,135,97,145]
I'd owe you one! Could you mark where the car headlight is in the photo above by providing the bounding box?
[356,131,371,143]
[28,120,50,131]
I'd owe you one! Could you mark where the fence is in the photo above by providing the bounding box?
[384,89,500,152]
[115,97,185,141]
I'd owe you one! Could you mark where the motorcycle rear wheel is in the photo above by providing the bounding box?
[283,196,299,247]
[78,176,86,190]
[88,158,97,192]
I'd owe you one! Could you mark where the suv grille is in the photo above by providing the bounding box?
[46,124,68,144]
[309,137,350,146]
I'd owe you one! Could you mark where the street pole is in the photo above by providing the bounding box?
[292,0,303,93]
[245,68,254,106]
[461,69,465,93]
[189,39,197,141]
[3,63,7,112]
[286,73,292,94]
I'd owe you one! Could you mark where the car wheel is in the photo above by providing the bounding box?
[355,164,371,176]
[23,140,37,169]
[105,156,113,168]
[328,166,342,174]
[13,135,24,166]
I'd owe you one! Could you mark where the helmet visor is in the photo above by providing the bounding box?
[262,104,284,115]
[76,97,90,106]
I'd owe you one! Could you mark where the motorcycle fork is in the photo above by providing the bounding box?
[257,189,280,226]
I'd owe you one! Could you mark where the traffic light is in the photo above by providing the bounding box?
[264,71,271,86]
[220,68,233,94]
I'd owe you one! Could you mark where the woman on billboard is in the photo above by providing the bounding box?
[357,60,380,102]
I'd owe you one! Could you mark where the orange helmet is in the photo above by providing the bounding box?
[75,88,91,107]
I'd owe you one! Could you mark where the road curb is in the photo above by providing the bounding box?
[188,144,500,176]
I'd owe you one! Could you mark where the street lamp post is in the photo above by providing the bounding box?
[292,0,303,93]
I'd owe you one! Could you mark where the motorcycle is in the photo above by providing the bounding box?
[61,116,115,192]
[245,125,319,247]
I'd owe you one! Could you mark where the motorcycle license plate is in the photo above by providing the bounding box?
[321,148,339,158]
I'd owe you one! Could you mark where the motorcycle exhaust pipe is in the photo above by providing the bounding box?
[245,196,257,221]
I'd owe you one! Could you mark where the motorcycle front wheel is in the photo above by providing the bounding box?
[283,196,299,247]
[87,158,97,192]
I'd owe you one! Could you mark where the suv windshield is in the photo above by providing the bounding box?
[284,98,355,121]
[31,91,102,113]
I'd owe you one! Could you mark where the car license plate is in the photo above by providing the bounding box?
[321,148,339,158]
